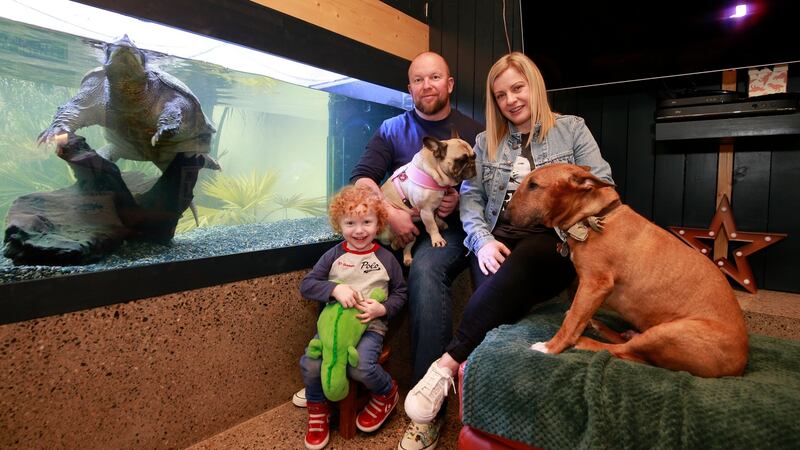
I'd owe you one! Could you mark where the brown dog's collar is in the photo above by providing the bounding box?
[555,199,622,256]
[596,199,622,218]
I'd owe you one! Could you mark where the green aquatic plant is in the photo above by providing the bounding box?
[267,193,328,220]
[0,76,108,221]
[174,169,278,233]
[174,169,329,234]
[0,78,107,156]
[0,156,76,221]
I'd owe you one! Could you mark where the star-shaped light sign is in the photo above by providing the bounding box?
[669,195,787,294]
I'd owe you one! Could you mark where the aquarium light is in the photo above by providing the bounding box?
[0,0,410,109]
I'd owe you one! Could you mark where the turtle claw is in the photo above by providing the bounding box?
[37,126,68,147]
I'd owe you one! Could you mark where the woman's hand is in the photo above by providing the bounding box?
[437,187,459,218]
[332,284,363,308]
[477,240,511,275]
[355,298,387,323]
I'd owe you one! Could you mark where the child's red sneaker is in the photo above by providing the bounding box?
[356,379,399,432]
[304,401,330,449]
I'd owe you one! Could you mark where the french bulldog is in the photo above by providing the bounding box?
[506,163,749,377]
[380,136,476,266]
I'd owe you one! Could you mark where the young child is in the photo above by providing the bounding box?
[299,184,407,450]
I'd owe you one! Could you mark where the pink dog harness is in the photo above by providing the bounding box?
[391,163,448,209]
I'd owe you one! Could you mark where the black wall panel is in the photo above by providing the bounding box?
[732,151,772,231]
[766,150,800,291]
[430,0,798,293]
[552,81,799,292]
[429,0,521,125]
[682,152,719,228]
[600,94,630,197]
[625,93,657,218]
[381,0,427,22]
[653,152,687,226]
[456,3,477,118]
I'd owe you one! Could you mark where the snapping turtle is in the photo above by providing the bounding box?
[38,35,219,172]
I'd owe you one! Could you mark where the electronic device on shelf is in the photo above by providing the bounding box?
[657,90,743,108]
[655,93,799,121]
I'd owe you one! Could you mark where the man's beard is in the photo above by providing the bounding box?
[415,94,448,116]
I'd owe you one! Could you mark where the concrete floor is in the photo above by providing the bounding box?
[186,288,800,450]
[187,394,462,450]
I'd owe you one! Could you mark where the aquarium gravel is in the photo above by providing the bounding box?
[0,216,338,284]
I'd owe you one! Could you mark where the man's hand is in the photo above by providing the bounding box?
[437,187,459,218]
[386,203,419,247]
[477,240,512,275]
[354,176,420,246]
[332,284,363,308]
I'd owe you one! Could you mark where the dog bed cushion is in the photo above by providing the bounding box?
[461,301,800,449]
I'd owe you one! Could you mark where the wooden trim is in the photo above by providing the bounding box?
[716,143,734,206]
[714,69,737,259]
[250,0,428,61]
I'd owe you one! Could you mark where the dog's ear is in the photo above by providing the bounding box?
[570,170,613,192]
[423,136,448,160]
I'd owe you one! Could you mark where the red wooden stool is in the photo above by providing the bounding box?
[336,345,391,439]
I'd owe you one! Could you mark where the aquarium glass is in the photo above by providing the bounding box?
[0,0,409,283]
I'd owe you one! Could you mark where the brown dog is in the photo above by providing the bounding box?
[380,136,476,265]
[506,163,749,377]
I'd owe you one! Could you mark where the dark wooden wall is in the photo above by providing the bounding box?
[426,0,524,125]
[549,77,800,294]
[426,0,799,293]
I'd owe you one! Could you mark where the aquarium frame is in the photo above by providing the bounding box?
[0,241,333,325]
[71,0,411,92]
[1,0,414,324]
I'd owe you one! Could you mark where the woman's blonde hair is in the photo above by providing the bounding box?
[328,184,388,234]
[484,52,555,161]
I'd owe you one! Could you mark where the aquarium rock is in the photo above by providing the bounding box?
[3,134,212,265]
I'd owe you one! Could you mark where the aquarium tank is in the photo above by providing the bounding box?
[0,0,410,284]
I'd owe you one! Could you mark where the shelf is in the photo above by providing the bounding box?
[655,112,800,141]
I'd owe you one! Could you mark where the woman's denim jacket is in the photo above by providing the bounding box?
[460,114,614,254]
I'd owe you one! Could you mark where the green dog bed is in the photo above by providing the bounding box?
[461,301,800,449]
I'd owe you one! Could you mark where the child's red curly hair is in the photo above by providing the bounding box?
[328,184,388,234]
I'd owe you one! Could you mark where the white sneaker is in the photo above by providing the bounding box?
[292,387,307,408]
[403,359,455,424]
[398,419,441,450]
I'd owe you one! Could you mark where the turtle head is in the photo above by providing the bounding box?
[104,34,147,80]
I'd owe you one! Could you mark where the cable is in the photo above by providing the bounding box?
[502,0,511,53]
[519,0,525,53]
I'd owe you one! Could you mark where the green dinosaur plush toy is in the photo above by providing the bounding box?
[306,287,387,401]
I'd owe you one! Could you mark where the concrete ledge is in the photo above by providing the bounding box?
[1,266,796,450]
[0,271,319,450]
[0,267,472,450]
[737,289,800,340]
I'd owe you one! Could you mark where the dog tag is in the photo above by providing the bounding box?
[557,242,570,257]
[566,223,589,242]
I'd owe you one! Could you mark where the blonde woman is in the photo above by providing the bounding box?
[403,52,614,426]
